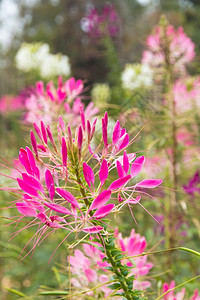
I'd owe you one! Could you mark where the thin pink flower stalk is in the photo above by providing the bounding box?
[1,110,162,254]
[81,3,120,38]
[161,281,200,300]
[68,228,152,298]
[142,22,195,73]
[24,76,98,125]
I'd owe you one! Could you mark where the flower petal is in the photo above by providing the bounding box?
[99,159,108,185]
[130,156,145,178]
[89,190,111,211]
[136,179,163,188]
[93,203,114,219]
[44,202,73,215]
[56,188,79,208]
[82,226,103,233]
[108,175,131,191]
[83,162,95,187]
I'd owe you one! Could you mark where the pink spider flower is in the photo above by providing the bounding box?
[173,77,200,114]
[0,95,24,114]
[142,23,195,73]
[1,109,162,255]
[24,76,97,125]
[161,281,200,300]
[68,228,153,297]
[81,3,120,38]
[116,229,153,290]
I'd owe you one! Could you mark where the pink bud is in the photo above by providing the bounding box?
[80,104,86,131]
[78,126,83,150]
[46,125,56,149]
[83,162,95,187]
[61,137,67,167]
[87,120,91,141]
[33,122,42,141]
[99,159,108,185]
[40,121,47,144]
[67,125,72,143]
[102,118,108,148]
[30,130,38,156]
[59,115,66,132]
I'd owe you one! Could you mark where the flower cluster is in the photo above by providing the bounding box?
[81,3,120,38]
[16,43,71,79]
[91,83,111,108]
[0,95,24,114]
[161,281,200,300]
[173,77,200,114]
[24,76,98,125]
[121,63,153,91]
[142,23,195,72]
[5,109,162,254]
[69,228,153,298]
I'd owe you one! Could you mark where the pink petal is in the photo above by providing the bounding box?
[61,137,67,166]
[108,175,131,191]
[45,169,55,200]
[89,190,111,211]
[130,156,145,178]
[22,173,44,193]
[19,148,32,175]
[26,147,40,179]
[40,121,47,144]
[99,159,108,185]
[82,226,103,233]
[44,202,73,215]
[116,161,126,178]
[56,188,79,208]
[136,179,163,188]
[112,120,121,144]
[118,133,129,151]
[17,178,38,197]
[123,151,129,174]
[93,203,114,219]
[16,202,37,217]
[102,118,108,147]
[128,196,141,204]
[84,268,98,283]
[83,162,95,187]
[59,115,66,132]
[78,126,83,150]
[30,130,38,156]
[80,104,86,131]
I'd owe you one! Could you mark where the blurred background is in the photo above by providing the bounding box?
[1,0,200,299]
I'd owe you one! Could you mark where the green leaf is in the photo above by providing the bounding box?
[39,291,69,295]
[5,288,27,297]
[108,283,121,290]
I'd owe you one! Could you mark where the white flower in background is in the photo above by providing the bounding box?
[40,54,71,79]
[121,63,153,91]
[15,42,71,78]
[91,83,111,108]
